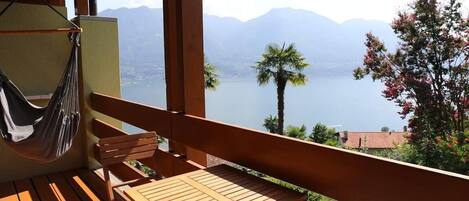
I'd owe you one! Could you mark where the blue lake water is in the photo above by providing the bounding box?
[121,75,406,132]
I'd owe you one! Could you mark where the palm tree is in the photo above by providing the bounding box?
[254,43,309,134]
[263,115,279,133]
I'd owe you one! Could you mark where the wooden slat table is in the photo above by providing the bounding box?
[124,165,305,201]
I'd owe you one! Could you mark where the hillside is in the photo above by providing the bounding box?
[100,7,398,80]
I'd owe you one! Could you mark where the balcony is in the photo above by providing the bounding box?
[0,0,468,201]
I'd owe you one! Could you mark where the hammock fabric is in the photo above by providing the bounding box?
[0,33,81,162]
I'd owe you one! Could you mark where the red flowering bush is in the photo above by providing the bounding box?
[354,0,468,174]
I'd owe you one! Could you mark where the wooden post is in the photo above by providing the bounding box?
[89,0,97,16]
[74,0,89,16]
[163,0,207,167]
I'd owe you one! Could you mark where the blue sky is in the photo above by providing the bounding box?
[66,0,468,23]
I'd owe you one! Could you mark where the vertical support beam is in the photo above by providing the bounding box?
[163,0,207,167]
[74,0,89,16]
[89,0,97,16]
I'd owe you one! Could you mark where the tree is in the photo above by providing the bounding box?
[381,126,390,132]
[285,125,307,140]
[354,0,468,173]
[263,115,279,133]
[254,43,309,134]
[204,62,219,90]
[310,123,329,143]
[309,123,339,146]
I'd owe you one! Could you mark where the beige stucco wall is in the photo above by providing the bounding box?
[77,16,122,170]
[0,2,86,182]
[0,3,122,182]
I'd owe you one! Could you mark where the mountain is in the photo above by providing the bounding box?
[100,7,398,80]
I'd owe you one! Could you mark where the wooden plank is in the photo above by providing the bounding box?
[0,0,65,6]
[163,0,207,166]
[91,93,172,138]
[171,114,469,201]
[162,0,190,159]
[99,132,156,145]
[100,144,157,159]
[108,163,148,183]
[142,149,202,177]
[31,176,61,201]
[90,93,469,201]
[92,118,129,138]
[62,171,101,201]
[124,189,148,201]
[77,169,132,201]
[179,177,230,201]
[47,174,81,201]
[74,0,89,15]
[76,170,107,200]
[99,138,157,151]
[92,118,199,178]
[171,191,204,201]
[14,179,40,201]
[180,0,205,117]
[101,150,156,165]
[0,182,18,201]
[139,155,174,178]
[124,165,302,201]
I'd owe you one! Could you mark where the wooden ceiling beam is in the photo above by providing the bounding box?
[0,0,65,7]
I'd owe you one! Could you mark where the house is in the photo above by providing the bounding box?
[340,131,408,151]
[0,0,467,201]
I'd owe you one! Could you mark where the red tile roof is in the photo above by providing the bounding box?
[341,132,408,149]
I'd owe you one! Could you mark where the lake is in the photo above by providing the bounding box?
[121,75,406,133]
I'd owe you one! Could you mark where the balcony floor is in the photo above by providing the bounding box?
[0,169,106,201]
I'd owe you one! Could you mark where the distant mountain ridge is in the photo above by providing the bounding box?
[100,7,397,79]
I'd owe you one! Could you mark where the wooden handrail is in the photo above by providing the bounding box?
[90,92,469,201]
[91,93,172,138]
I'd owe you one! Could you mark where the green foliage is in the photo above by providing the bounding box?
[375,134,469,175]
[263,115,279,133]
[127,161,156,176]
[204,61,220,90]
[285,125,307,140]
[381,126,390,132]
[310,123,338,146]
[310,123,328,143]
[254,43,309,134]
[353,0,468,174]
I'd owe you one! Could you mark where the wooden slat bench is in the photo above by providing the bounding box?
[95,132,158,201]
[124,165,306,201]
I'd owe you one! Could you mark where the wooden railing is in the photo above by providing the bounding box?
[90,92,469,201]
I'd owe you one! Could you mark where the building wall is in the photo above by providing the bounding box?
[76,16,122,169]
[0,3,122,182]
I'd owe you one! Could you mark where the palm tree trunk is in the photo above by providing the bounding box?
[277,80,286,135]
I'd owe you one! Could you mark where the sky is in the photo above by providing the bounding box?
[66,0,468,23]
